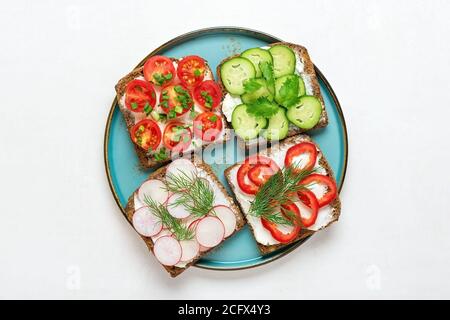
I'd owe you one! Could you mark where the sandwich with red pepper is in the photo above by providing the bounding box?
[224,135,341,254]
[115,55,226,169]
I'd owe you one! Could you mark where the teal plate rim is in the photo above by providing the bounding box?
[104,26,348,271]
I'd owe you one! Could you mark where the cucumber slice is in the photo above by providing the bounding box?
[241,78,274,104]
[274,74,306,106]
[269,45,296,78]
[220,57,256,95]
[286,96,322,130]
[262,107,289,141]
[241,48,273,78]
[231,104,267,140]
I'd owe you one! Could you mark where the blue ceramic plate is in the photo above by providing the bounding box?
[104,27,348,270]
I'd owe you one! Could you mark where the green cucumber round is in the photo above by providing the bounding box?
[262,107,289,141]
[241,78,274,104]
[220,57,256,95]
[274,74,306,106]
[286,96,322,130]
[269,45,296,78]
[241,48,273,78]
[231,104,267,140]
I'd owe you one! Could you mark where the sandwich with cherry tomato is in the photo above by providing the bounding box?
[216,42,328,149]
[115,55,226,168]
[224,135,341,254]
[125,158,245,277]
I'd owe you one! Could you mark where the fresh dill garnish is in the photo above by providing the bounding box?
[248,166,316,225]
[143,195,194,241]
[165,170,215,218]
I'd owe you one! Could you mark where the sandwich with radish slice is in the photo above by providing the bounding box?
[224,135,341,254]
[125,158,245,277]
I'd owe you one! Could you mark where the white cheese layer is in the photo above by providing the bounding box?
[229,139,333,246]
[133,162,234,268]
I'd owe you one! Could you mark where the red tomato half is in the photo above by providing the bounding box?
[193,112,223,142]
[130,119,161,151]
[284,142,318,172]
[162,121,192,153]
[193,80,222,111]
[159,84,193,117]
[299,174,337,208]
[125,80,156,113]
[297,189,319,227]
[177,55,206,88]
[236,155,280,195]
[261,202,302,244]
[143,56,176,86]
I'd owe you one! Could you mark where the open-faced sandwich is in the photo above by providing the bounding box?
[115,55,226,169]
[125,158,245,277]
[217,43,327,148]
[225,135,341,254]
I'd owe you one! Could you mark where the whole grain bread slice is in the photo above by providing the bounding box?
[216,42,328,150]
[224,135,341,255]
[125,159,246,277]
[115,58,228,169]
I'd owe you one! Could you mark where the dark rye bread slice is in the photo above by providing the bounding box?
[224,135,341,255]
[124,160,246,277]
[216,42,328,150]
[115,59,227,169]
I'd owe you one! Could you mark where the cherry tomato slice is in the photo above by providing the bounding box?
[162,121,192,153]
[284,142,318,172]
[300,174,337,208]
[193,80,222,111]
[297,189,319,227]
[236,155,280,195]
[177,55,206,88]
[125,80,156,113]
[143,56,176,86]
[159,84,193,117]
[261,202,301,244]
[193,112,223,142]
[130,119,161,151]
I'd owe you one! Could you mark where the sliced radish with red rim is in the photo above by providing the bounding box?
[152,228,173,241]
[179,240,200,262]
[166,193,191,219]
[195,216,225,248]
[212,205,236,238]
[166,158,197,182]
[132,206,162,237]
[138,179,169,205]
[153,236,182,266]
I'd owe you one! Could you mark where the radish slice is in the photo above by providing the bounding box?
[132,207,162,237]
[187,217,201,230]
[213,205,237,238]
[179,240,200,261]
[152,228,173,241]
[166,193,191,219]
[153,236,182,266]
[138,179,169,205]
[196,216,225,248]
[166,158,197,181]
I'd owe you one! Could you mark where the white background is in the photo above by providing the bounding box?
[0,0,449,299]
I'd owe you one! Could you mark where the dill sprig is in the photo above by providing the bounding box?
[143,195,194,241]
[165,170,215,218]
[248,166,316,225]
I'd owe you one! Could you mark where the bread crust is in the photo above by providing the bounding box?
[224,135,341,255]
[115,58,229,169]
[216,42,328,150]
[125,160,245,277]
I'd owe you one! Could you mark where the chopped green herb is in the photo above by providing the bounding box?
[201,91,213,108]
[194,69,202,77]
[164,73,173,80]
[144,102,152,115]
[209,115,218,122]
[131,102,138,110]
[168,110,177,119]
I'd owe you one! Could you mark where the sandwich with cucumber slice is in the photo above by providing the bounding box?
[217,43,328,146]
